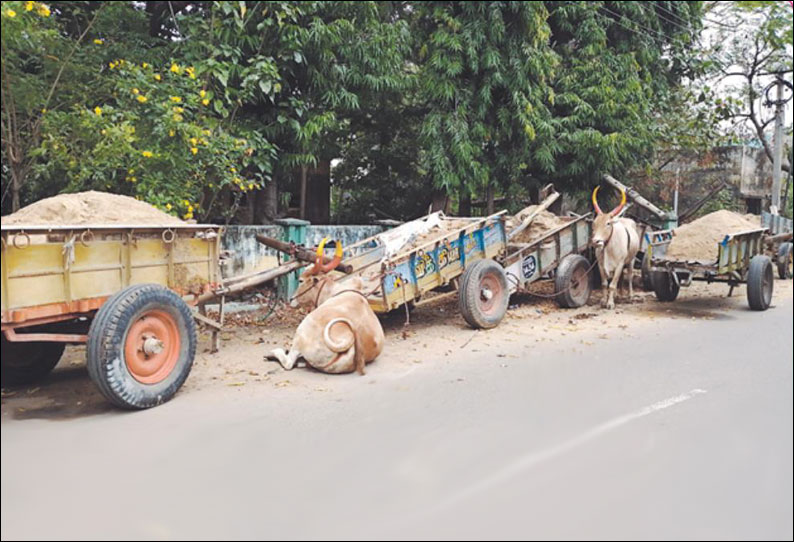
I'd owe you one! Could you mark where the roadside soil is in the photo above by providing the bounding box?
[2,277,791,420]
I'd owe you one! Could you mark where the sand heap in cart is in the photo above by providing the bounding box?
[3,191,183,226]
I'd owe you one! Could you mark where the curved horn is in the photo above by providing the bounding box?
[314,240,343,274]
[323,318,355,353]
[308,237,329,274]
[610,186,627,217]
[592,186,603,215]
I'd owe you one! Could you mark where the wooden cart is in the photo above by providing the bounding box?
[1,223,226,408]
[648,227,775,310]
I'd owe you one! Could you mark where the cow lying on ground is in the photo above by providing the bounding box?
[269,267,384,375]
[591,186,640,310]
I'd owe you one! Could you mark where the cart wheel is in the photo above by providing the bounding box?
[640,252,654,291]
[555,255,592,308]
[0,335,65,387]
[747,255,774,311]
[651,270,679,302]
[86,284,196,409]
[458,259,509,329]
[777,242,793,280]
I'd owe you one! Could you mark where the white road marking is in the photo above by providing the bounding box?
[437,388,708,510]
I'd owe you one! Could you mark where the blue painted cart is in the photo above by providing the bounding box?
[340,211,510,329]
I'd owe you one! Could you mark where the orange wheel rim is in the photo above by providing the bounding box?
[124,310,181,384]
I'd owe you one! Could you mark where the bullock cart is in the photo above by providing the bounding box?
[1,223,300,408]
[648,227,775,311]
[338,211,511,329]
[501,213,595,308]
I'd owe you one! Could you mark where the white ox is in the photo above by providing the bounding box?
[591,186,640,310]
[269,241,384,374]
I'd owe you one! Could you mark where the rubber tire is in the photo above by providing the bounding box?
[652,270,680,302]
[555,255,592,308]
[641,251,654,291]
[86,284,196,409]
[0,336,65,387]
[747,255,774,311]
[458,259,509,329]
[777,242,793,280]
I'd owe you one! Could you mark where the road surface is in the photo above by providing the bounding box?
[2,282,792,540]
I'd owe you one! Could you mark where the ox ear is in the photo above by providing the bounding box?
[349,276,364,291]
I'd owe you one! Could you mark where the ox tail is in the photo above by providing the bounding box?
[322,318,366,375]
[323,318,355,353]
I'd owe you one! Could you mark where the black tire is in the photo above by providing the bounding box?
[652,270,680,302]
[555,255,592,308]
[86,284,196,409]
[777,242,793,280]
[458,259,509,329]
[641,251,654,291]
[747,255,774,311]
[0,335,65,387]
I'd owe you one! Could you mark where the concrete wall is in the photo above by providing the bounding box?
[221,225,385,279]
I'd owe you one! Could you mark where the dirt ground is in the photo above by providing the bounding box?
[2,277,792,420]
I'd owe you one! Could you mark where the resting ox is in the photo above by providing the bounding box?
[269,240,384,374]
[591,186,640,310]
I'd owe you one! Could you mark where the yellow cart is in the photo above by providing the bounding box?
[1,223,222,408]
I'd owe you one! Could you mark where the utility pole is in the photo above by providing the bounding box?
[771,77,785,214]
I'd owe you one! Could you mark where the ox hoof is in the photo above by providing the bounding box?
[605,300,615,310]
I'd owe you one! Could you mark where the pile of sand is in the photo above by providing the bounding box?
[665,210,761,263]
[506,205,570,244]
[2,191,183,226]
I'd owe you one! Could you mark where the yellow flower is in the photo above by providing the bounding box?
[186,66,196,79]
[129,176,137,183]
[189,137,198,145]
[154,74,161,81]
[41,108,47,114]
[94,106,102,116]
[230,167,236,173]
[248,183,254,190]
[188,204,194,212]
[5,9,17,18]
[173,114,183,122]
[202,129,211,136]
[199,89,206,98]
[173,106,184,114]
[142,150,153,158]
[131,88,139,94]
[170,63,180,74]
[25,2,34,11]
[142,62,149,69]
[93,39,104,45]
[201,99,210,106]
[170,96,182,103]
[169,129,175,137]
[184,212,193,220]
[37,4,50,17]
[136,95,147,103]
[165,203,172,210]
[190,147,198,155]
[108,61,115,69]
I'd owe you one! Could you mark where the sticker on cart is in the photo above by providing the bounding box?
[521,255,537,279]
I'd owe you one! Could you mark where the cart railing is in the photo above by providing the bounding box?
[717,228,767,275]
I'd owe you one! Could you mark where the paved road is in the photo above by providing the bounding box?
[2,294,792,540]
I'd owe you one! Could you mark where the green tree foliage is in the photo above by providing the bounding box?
[2,1,708,222]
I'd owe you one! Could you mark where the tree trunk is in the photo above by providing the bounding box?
[485,185,495,215]
[458,186,471,216]
[299,165,308,219]
[430,189,448,213]
[262,178,278,224]
[11,169,20,212]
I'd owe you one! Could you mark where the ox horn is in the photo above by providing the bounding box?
[311,237,344,274]
[592,186,603,215]
[610,186,627,217]
[323,318,355,353]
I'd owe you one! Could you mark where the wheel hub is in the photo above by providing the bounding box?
[124,310,181,384]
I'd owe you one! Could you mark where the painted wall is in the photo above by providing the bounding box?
[221,225,385,279]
